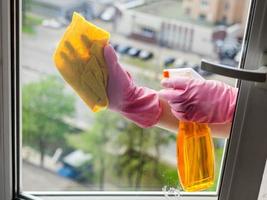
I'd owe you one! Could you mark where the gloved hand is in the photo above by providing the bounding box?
[54,12,110,112]
[159,77,238,123]
[104,45,162,127]
[57,36,108,112]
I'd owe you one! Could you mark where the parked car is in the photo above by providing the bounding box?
[42,19,62,29]
[116,44,131,54]
[128,47,141,57]
[110,42,119,51]
[218,38,241,60]
[174,59,188,68]
[57,150,93,182]
[164,57,176,66]
[139,50,154,60]
[99,6,116,22]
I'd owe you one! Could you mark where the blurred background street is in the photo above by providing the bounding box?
[21,0,248,192]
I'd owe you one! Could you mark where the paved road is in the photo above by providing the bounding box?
[23,161,88,191]
[23,160,118,191]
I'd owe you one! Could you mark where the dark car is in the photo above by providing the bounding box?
[128,47,141,57]
[139,50,154,60]
[218,38,241,60]
[116,44,131,54]
[110,42,119,51]
[57,150,93,182]
[164,57,176,66]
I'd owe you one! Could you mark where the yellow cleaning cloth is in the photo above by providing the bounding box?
[53,12,110,112]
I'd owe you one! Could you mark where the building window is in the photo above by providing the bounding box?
[185,8,191,15]
[224,2,229,10]
[199,13,207,21]
[221,16,228,24]
[200,0,209,7]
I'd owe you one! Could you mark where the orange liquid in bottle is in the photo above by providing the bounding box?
[162,69,215,192]
[177,121,215,192]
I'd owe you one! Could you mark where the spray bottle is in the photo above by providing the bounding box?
[162,68,215,192]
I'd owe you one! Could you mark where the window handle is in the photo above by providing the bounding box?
[201,59,267,82]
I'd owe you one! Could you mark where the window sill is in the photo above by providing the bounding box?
[20,192,218,200]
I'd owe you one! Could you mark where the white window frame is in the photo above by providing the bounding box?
[219,0,267,199]
[1,0,267,199]
[0,0,17,199]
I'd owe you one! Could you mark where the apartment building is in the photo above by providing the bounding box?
[182,0,249,25]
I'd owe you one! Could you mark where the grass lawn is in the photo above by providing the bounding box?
[208,146,225,191]
[121,56,159,70]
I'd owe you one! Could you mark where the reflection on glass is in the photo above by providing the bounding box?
[21,0,250,192]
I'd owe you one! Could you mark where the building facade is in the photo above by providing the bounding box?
[182,0,249,25]
[115,0,250,56]
[116,10,215,56]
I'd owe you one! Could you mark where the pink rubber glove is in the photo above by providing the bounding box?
[159,77,238,123]
[104,45,162,128]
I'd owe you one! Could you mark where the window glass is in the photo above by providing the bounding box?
[199,14,207,21]
[21,0,250,193]
[200,0,209,7]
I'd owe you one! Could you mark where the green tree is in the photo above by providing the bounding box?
[150,127,174,178]
[22,76,75,167]
[67,110,175,190]
[113,122,174,190]
[22,0,43,34]
[113,123,151,189]
[67,111,120,190]
[22,0,32,27]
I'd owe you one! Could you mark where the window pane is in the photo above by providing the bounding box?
[21,0,250,193]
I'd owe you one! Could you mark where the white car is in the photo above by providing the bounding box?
[139,50,153,60]
[42,19,62,29]
[100,7,116,21]
[174,59,187,68]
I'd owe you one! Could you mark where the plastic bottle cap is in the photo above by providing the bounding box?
[163,70,169,78]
